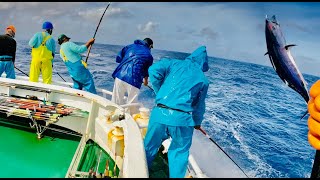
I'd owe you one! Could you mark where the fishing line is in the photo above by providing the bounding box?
[145,85,156,96]
[198,127,249,178]
[14,66,29,77]
[11,66,71,89]
[56,71,72,88]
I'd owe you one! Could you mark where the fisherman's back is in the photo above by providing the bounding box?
[149,58,208,126]
[0,34,16,59]
[112,39,153,89]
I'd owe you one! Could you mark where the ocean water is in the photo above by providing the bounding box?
[13,40,317,178]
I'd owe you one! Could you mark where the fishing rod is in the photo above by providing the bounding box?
[198,127,249,178]
[85,2,111,63]
[146,85,154,92]
[14,66,28,77]
[143,83,156,95]
[56,72,72,88]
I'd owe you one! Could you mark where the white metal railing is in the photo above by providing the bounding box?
[12,75,114,100]
[65,136,88,178]
[1,75,207,178]
[0,76,148,178]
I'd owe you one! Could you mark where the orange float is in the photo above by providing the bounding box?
[308,101,320,122]
[308,116,320,137]
[314,96,320,112]
[308,131,320,150]
[310,80,320,98]
[309,97,314,105]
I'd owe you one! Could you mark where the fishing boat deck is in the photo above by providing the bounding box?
[0,116,80,178]
[149,146,169,178]
[0,114,169,178]
[0,77,172,178]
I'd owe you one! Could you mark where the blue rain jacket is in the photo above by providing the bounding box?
[144,46,209,177]
[112,40,153,89]
[148,45,209,126]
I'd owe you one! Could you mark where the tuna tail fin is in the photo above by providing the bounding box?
[285,44,297,50]
[300,110,308,120]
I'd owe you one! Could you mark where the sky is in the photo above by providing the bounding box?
[1,2,320,76]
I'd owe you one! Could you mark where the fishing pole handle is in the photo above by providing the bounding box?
[85,45,93,63]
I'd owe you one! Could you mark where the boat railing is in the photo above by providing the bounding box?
[0,76,149,178]
[162,138,207,178]
[14,75,115,100]
[65,135,88,178]
[4,75,142,111]
[1,75,206,178]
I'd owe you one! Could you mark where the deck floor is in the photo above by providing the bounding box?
[0,117,80,178]
[149,146,169,178]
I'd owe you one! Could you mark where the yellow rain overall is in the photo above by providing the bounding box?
[29,32,53,84]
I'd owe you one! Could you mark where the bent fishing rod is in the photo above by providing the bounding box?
[198,127,249,178]
[85,2,111,63]
[56,72,72,88]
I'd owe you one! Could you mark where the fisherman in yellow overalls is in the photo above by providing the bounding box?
[28,21,56,84]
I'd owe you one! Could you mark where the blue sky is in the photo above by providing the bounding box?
[1,2,320,76]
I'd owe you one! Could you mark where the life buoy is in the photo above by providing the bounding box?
[308,101,320,122]
[308,131,320,150]
[308,116,320,137]
[310,80,320,98]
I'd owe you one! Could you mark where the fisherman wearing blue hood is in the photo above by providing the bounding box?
[111,38,154,113]
[144,46,209,178]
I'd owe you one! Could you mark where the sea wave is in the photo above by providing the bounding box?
[12,40,317,178]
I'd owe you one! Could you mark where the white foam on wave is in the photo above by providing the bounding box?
[80,53,101,57]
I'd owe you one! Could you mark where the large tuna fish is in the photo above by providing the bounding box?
[265,15,309,104]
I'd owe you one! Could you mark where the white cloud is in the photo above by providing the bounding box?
[78,7,132,21]
[107,7,132,18]
[78,9,101,20]
[42,9,61,16]
[200,27,218,40]
[31,16,44,25]
[0,3,13,10]
[137,21,159,33]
